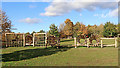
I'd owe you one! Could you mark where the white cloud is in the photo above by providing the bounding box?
[19,18,41,23]
[108,8,118,17]
[3,0,119,2]
[40,1,118,16]
[94,7,118,18]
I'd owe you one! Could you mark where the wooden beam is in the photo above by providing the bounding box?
[5,33,7,47]
[74,37,77,48]
[115,38,117,48]
[33,33,35,47]
[87,38,89,48]
[33,33,46,35]
[23,34,25,47]
[5,33,24,35]
[101,40,103,48]
[101,38,115,39]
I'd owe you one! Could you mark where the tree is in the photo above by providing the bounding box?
[0,10,12,42]
[87,24,104,37]
[25,32,30,35]
[63,19,74,38]
[103,22,117,37]
[59,23,65,32]
[37,30,45,33]
[73,22,81,37]
[0,10,12,33]
[31,31,36,35]
[49,24,60,37]
[59,23,66,38]
[73,22,88,37]
[97,24,104,37]
[117,23,120,34]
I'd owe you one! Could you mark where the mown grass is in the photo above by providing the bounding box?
[1,39,118,66]
[60,38,115,46]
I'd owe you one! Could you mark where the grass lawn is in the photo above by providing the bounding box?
[60,38,116,46]
[1,39,118,66]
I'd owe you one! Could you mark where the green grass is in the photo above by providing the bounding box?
[60,39,115,46]
[2,47,118,66]
[1,39,118,66]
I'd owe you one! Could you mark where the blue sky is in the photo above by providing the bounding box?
[2,2,118,33]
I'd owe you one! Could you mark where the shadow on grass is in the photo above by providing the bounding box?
[2,46,72,62]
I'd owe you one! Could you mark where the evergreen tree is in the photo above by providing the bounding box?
[49,24,60,37]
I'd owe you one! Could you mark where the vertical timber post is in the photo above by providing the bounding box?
[87,38,89,48]
[115,38,117,48]
[5,33,7,47]
[74,37,77,48]
[45,34,47,48]
[57,37,59,49]
[101,39,103,48]
[23,34,25,47]
[33,33,35,47]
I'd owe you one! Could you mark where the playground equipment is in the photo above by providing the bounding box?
[5,33,25,47]
[33,33,46,47]
[74,35,88,48]
[25,34,33,45]
[4,33,60,48]
[46,35,60,48]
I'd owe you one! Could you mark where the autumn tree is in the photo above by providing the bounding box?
[59,23,66,38]
[0,10,12,42]
[87,24,99,37]
[79,23,88,35]
[0,11,12,33]
[73,22,81,37]
[63,19,74,38]
[73,22,88,37]
[59,23,65,32]
[87,24,104,37]
[96,24,104,37]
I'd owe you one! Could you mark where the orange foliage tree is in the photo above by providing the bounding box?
[63,19,74,38]
[0,10,12,42]
[73,22,88,37]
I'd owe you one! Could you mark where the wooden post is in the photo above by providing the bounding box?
[115,38,117,48]
[87,38,89,48]
[101,39,103,48]
[23,34,25,47]
[74,37,77,48]
[33,33,35,47]
[45,36,47,48]
[5,33,8,47]
[57,37,59,49]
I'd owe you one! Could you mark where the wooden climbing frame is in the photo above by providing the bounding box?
[5,33,25,47]
[33,33,47,47]
[46,35,60,48]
